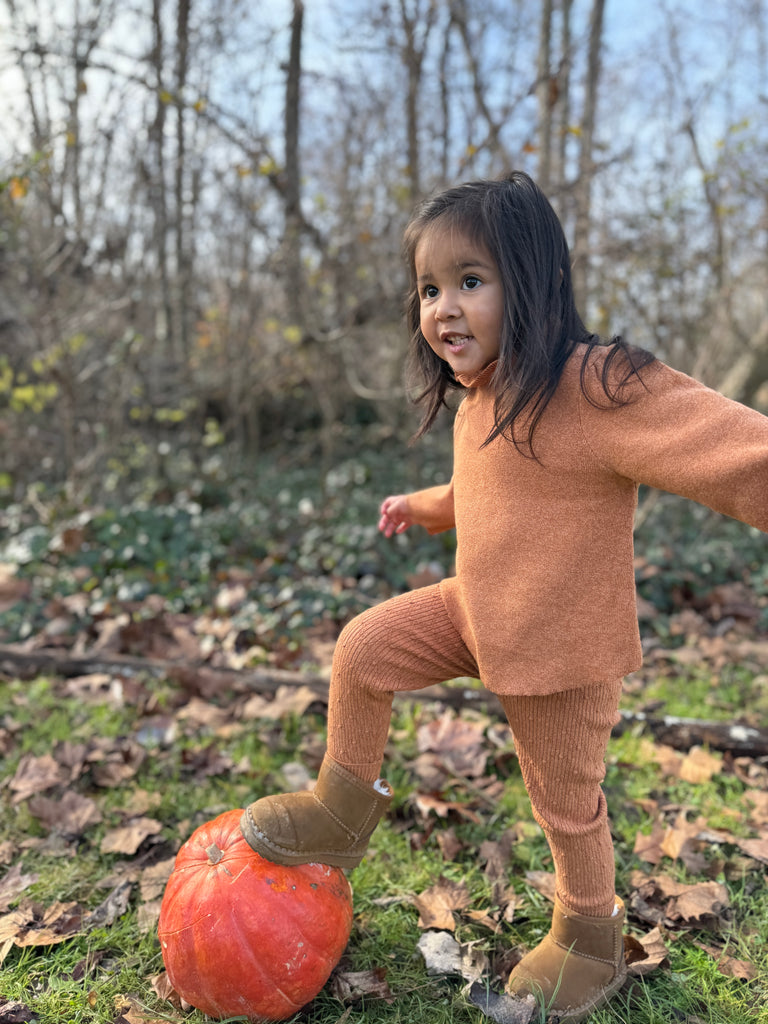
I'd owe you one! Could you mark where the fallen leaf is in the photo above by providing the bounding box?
[653,745,684,778]
[0,898,82,947]
[436,827,464,862]
[629,873,730,931]
[0,1000,35,1023]
[413,877,471,931]
[90,739,146,787]
[633,819,666,864]
[695,942,758,981]
[113,993,180,1023]
[465,907,501,932]
[479,831,516,883]
[83,881,133,930]
[744,789,768,826]
[624,926,669,976]
[417,709,489,778]
[62,673,120,706]
[27,790,102,837]
[9,753,66,803]
[678,746,722,784]
[660,812,703,861]
[0,863,38,913]
[735,836,768,865]
[241,684,325,721]
[412,792,482,824]
[466,983,537,1023]
[138,858,175,902]
[524,870,556,902]
[100,818,163,855]
[329,967,394,1004]
[417,929,489,983]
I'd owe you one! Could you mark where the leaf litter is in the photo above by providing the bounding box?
[0,532,768,1019]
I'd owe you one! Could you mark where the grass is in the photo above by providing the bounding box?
[1,474,767,1023]
[2,669,768,1024]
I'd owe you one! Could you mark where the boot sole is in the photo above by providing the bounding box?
[239,808,364,869]
[549,962,628,1023]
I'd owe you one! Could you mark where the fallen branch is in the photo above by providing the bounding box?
[1,644,766,756]
[614,710,768,758]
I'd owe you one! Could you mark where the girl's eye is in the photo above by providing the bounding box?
[422,284,438,299]
[463,275,481,290]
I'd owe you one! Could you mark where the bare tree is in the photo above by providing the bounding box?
[570,0,605,308]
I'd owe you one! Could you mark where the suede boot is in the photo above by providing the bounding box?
[506,896,626,1023]
[240,757,392,869]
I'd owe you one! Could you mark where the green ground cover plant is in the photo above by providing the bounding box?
[0,453,767,1023]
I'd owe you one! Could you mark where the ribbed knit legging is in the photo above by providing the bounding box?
[327,584,622,918]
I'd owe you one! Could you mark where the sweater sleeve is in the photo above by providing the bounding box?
[406,480,456,534]
[578,358,768,532]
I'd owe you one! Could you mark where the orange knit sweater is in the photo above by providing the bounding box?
[406,345,768,695]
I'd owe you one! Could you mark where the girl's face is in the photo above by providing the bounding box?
[414,225,503,377]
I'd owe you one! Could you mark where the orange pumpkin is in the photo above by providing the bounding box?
[158,808,353,1022]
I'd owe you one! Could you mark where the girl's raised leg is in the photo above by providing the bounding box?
[241,584,478,866]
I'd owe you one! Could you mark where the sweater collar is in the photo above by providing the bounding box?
[456,360,498,389]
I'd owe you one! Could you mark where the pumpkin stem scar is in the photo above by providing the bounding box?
[206,843,224,864]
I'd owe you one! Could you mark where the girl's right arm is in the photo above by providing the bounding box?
[378,480,456,537]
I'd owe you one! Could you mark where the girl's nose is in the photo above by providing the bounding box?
[435,290,459,320]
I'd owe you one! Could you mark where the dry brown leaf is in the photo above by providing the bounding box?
[89,739,146,787]
[61,674,120,706]
[83,881,133,931]
[113,993,181,1023]
[413,878,471,931]
[241,684,325,721]
[138,857,176,902]
[27,790,102,837]
[744,789,768,825]
[0,999,35,1023]
[121,789,163,817]
[630,873,730,931]
[479,829,517,882]
[436,827,464,862]
[53,740,89,782]
[0,864,38,914]
[735,836,768,864]
[417,709,489,779]
[0,898,82,947]
[653,745,684,778]
[174,697,231,730]
[524,870,557,902]
[660,813,704,861]
[137,898,163,933]
[412,792,482,824]
[9,753,66,803]
[634,819,666,864]
[464,907,501,932]
[100,818,163,855]
[695,942,758,980]
[624,926,670,976]
[330,967,394,1004]
[678,746,722,784]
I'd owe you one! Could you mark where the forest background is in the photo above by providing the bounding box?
[1,0,767,508]
[1,2,768,1022]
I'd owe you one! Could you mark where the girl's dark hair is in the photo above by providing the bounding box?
[403,170,655,455]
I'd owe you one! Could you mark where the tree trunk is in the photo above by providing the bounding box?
[175,0,193,360]
[149,0,175,359]
[283,0,304,321]
[536,0,553,192]
[571,0,605,310]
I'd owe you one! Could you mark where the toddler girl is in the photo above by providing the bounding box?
[241,172,768,1022]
